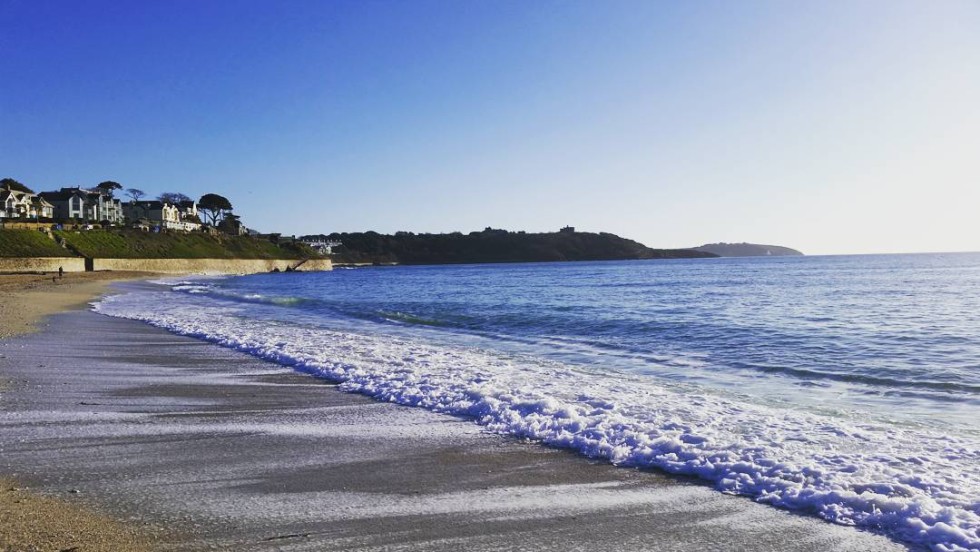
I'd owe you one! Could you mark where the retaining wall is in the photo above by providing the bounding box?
[0,221,53,231]
[0,257,87,273]
[91,258,332,274]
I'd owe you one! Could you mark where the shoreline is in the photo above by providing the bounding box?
[0,271,162,339]
[0,272,165,551]
[0,277,912,551]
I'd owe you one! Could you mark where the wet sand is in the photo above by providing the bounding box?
[0,290,911,550]
[0,273,164,551]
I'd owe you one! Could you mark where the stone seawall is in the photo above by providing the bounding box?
[92,258,332,274]
[0,258,331,274]
[0,257,86,273]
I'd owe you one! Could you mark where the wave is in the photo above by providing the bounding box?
[93,286,980,552]
[161,276,980,401]
[377,310,451,327]
[167,279,308,307]
[740,362,980,396]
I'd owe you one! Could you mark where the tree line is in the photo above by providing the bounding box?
[303,228,716,265]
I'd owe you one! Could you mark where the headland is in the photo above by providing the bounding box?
[307,227,715,265]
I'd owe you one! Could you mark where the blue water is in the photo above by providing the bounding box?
[222,253,980,432]
[95,253,980,551]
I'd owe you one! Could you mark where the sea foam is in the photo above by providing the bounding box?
[93,284,980,552]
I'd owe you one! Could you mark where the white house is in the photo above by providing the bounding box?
[1,185,55,220]
[174,200,201,231]
[301,238,342,255]
[124,200,200,232]
[176,200,198,220]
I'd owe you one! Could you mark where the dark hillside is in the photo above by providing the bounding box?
[306,229,716,265]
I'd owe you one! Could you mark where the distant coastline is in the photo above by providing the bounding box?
[3,222,812,270]
[692,242,803,257]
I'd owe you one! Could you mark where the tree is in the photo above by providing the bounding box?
[158,192,192,205]
[1,178,33,193]
[198,193,232,225]
[126,188,145,201]
[96,181,122,197]
[218,212,243,235]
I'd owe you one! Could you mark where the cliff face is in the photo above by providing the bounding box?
[307,229,716,265]
[693,243,803,257]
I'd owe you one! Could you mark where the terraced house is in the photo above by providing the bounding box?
[39,187,124,224]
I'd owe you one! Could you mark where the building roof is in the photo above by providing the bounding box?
[1,188,32,202]
[39,188,87,201]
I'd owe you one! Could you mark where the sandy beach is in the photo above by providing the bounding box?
[0,276,911,551]
[0,271,156,339]
[1,272,163,551]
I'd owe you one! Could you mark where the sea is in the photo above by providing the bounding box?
[93,253,980,552]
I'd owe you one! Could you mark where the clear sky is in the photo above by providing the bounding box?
[2,0,978,255]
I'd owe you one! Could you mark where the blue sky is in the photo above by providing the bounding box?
[2,0,978,254]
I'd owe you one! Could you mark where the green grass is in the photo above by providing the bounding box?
[0,229,75,257]
[53,229,320,259]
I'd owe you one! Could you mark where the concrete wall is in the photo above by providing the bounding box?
[0,257,86,273]
[91,258,332,274]
[0,221,52,231]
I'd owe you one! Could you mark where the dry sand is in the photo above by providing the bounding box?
[0,271,156,339]
[1,272,163,552]
[0,277,915,551]
[0,478,155,552]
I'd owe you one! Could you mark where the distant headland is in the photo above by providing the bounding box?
[693,243,803,257]
[304,227,716,265]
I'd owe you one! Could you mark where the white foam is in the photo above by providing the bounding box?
[93,288,980,552]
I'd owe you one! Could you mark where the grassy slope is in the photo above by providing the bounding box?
[0,230,75,257]
[51,230,320,259]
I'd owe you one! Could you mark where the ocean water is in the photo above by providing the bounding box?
[94,253,980,551]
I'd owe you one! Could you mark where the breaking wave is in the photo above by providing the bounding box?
[94,282,980,552]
